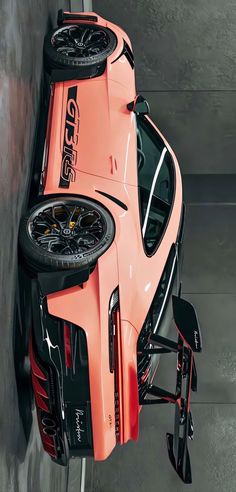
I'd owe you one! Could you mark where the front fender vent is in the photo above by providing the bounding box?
[111,39,134,69]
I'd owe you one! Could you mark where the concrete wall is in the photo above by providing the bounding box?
[94,0,236,174]
[70,0,93,10]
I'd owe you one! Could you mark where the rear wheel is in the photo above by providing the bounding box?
[44,23,117,70]
[19,197,115,272]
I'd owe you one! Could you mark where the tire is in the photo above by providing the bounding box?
[44,23,117,70]
[19,197,115,272]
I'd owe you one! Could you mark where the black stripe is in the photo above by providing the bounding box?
[95,190,128,211]
[59,86,79,189]
[111,39,134,69]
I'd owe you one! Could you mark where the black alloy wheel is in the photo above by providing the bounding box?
[19,197,115,272]
[44,23,117,69]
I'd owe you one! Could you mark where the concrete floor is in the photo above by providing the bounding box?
[1,0,236,491]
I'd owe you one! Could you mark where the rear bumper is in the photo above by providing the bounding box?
[29,280,94,464]
[29,295,140,465]
[46,249,119,461]
[25,243,121,462]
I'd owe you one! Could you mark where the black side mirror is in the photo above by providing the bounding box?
[127,95,150,115]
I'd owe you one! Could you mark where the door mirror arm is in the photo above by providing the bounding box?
[127,95,150,115]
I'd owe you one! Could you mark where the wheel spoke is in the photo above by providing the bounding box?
[77,210,100,228]
[75,225,102,236]
[85,37,106,50]
[62,204,73,222]
[84,30,105,46]
[80,27,90,44]
[51,25,110,59]
[47,239,59,250]
[76,233,98,248]
[51,207,68,227]
[59,243,73,254]
[36,234,60,244]
[84,36,107,56]
[42,211,62,230]
[53,30,69,43]
[57,46,77,56]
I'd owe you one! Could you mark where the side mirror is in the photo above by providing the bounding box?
[127,95,150,115]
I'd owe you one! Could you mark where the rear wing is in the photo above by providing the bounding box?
[139,294,202,483]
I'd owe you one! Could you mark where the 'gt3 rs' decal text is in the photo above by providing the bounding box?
[59,86,80,188]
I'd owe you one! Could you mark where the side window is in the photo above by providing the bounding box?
[137,116,175,255]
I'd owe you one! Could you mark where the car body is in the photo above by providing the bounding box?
[19,10,187,470]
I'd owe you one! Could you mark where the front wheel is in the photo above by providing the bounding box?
[19,197,115,272]
[44,23,117,70]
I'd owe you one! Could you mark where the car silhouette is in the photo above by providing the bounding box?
[18,9,202,483]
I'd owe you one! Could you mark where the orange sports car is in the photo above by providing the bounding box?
[19,10,202,483]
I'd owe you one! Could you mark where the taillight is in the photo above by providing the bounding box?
[108,288,119,373]
[29,337,58,459]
